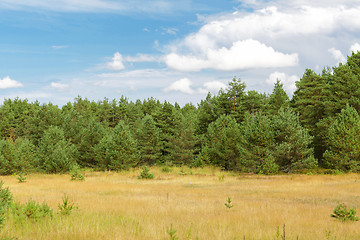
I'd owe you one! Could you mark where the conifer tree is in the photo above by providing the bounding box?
[199,115,242,170]
[272,108,317,172]
[95,121,138,170]
[323,105,360,171]
[268,80,289,115]
[136,115,162,165]
[37,126,76,173]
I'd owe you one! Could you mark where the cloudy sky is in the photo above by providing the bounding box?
[1,0,360,106]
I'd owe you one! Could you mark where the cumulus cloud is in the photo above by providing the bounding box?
[198,81,228,94]
[164,78,194,94]
[328,48,346,64]
[266,72,299,93]
[51,82,69,91]
[165,39,298,71]
[107,52,125,71]
[350,43,360,53]
[0,76,24,89]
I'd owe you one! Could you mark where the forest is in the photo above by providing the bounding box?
[1,52,360,176]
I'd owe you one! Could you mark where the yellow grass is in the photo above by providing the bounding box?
[1,167,360,239]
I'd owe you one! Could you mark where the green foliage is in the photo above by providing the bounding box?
[137,166,154,179]
[0,138,38,175]
[136,115,162,165]
[37,126,76,173]
[22,200,53,219]
[239,112,277,174]
[0,180,13,228]
[331,203,359,222]
[58,195,77,215]
[323,105,360,171]
[224,197,233,209]
[17,173,27,183]
[268,80,289,115]
[272,108,317,172]
[95,121,138,171]
[200,115,242,170]
[70,164,85,181]
[166,224,178,240]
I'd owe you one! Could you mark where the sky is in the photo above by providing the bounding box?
[1,0,360,106]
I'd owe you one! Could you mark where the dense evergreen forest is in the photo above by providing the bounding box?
[1,52,360,175]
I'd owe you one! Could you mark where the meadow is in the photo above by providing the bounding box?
[1,167,360,240]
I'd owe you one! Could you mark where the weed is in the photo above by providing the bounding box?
[137,166,154,179]
[0,180,13,228]
[331,203,359,222]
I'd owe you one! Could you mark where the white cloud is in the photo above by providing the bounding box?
[328,48,346,64]
[125,54,159,62]
[165,39,298,71]
[350,43,360,53]
[51,82,69,91]
[198,81,228,94]
[266,72,299,93]
[107,52,125,71]
[0,76,24,89]
[164,78,194,94]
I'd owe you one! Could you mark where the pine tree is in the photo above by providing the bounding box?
[199,115,242,170]
[136,115,162,165]
[95,121,138,170]
[323,105,360,171]
[268,80,289,115]
[272,108,317,172]
[37,126,76,173]
[239,112,277,174]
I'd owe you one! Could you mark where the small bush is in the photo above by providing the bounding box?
[70,164,85,181]
[23,200,53,219]
[224,197,233,209]
[137,166,154,179]
[58,195,77,215]
[331,203,359,222]
[166,224,178,240]
[0,180,13,228]
[17,173,27,183]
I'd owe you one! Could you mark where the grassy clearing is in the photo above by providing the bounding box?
[1,167,360,239]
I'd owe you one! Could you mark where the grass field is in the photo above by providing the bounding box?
[1,167,360,239]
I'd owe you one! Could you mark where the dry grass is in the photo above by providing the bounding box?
[1,167,360,239]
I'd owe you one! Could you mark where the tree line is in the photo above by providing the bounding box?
[1,52,360,175]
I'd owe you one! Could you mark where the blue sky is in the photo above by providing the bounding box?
[1,0,360,106]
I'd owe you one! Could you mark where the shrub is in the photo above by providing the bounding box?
[0,180,13,227]
[58,195,77,215]
[70,164,85,181]
[17,173,27,183]
[331,203,359,222]
[137,166,154,179]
